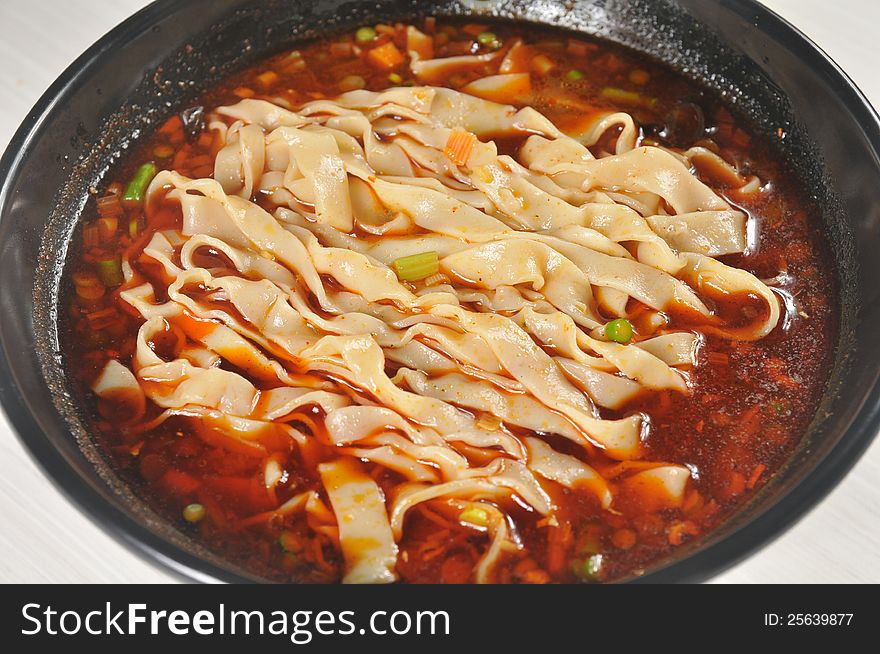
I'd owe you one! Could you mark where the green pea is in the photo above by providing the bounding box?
[355,26,377,44]
[182,503,205,523]
[605,318,634,344]
[476,32,502,50]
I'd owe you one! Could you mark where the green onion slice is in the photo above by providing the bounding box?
[95,257,124,287]
[122,162,158,205]
[392,251,439,282]
[182,503,205,523]
[459,506,490,527]
[576,553,603,581]
[355,26,377,44]
[476,32,501,49]
[279,531,303,553]
[600,86,658,109]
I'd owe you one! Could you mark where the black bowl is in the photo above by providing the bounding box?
[1,0,878,584]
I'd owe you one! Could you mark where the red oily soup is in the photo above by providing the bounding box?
[63,19,837,583]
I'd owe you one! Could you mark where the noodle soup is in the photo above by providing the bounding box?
[63,20,837,583]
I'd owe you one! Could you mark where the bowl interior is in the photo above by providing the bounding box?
[1,0,879,583]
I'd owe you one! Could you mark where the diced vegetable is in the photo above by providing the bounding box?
[601,86,658,109]
[546,521,573,573]
[597,52,624,72]
[566,39,596,56]
[770,399,787,416]
[476,31,502,50]
[565,69,585,81]
[462,23,489,37]
[96,256,124,287]
[605,318,634,344]
[162,470,201,495]
[279,531,304,553]
[182,503,206,523]
[422,272,450,287]
[611,528,637,550]
[86,307,119,331]
[601,86,641,104]
[330,41,353,58]
[97,216,118,241]
[444,130,476,166]
[72,271,100,288]
[518,566,551,584]
[531,54,555,75]
[121,162,158,206]
[572,553,603,581]
[367,42,405,70]
[82,225,100,248]
[475,413,503,431]
[682,490,704,513]
[392,251,439,281]
[355,26,377,44]
[72,271,105,301]
[152,144,174,159]
[667,521,687,545]
[96,192,123,218]
[157,115,184,142]
[459,506,489,527]
[724,471,747,499]
[282,51,306,73]
[629,68,650,85]
[256,70,279,87]
[129,216,141,239]
[388,72,403,84]
[746,463,766,489]
[339,75,366,91]
[575,524,602,556]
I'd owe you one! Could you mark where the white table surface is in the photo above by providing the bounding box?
[0,0,878,584]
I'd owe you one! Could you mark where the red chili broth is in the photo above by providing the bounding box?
[61,19,838,583]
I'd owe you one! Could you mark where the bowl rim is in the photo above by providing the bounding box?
[1,0,879,584]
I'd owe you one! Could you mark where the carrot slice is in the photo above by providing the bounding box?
[746,463,766,489]
[531,54,555,75]
[159,469,201,495]
[723,471,747,499]
[367,42,405,70]
[546,521,572,573]
[256,70,279,87]
[444,130,476,166]
[461,23,489,36]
